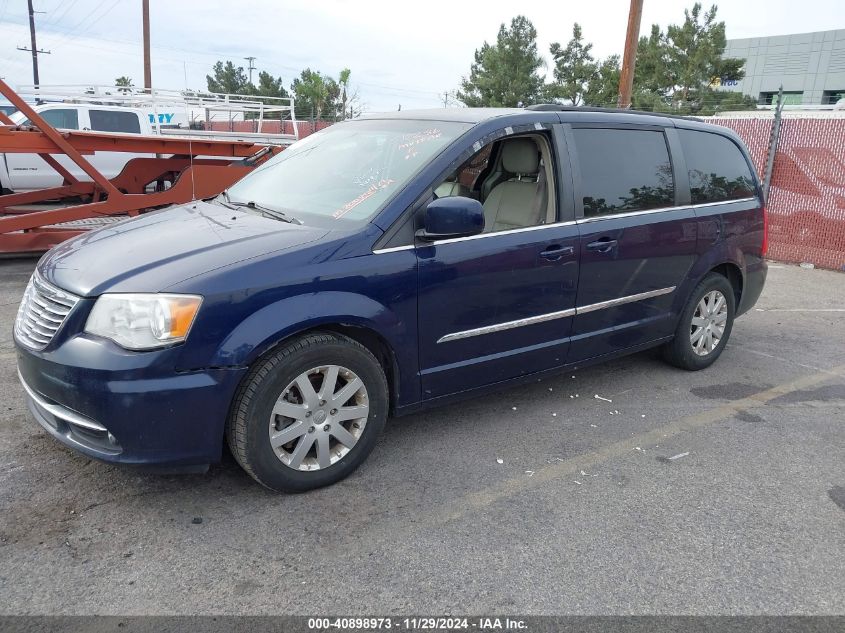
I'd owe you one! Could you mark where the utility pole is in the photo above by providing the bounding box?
[142,0,152,91]
[244,56,257,84]
[617,0,644,109]
[17,0,50,87]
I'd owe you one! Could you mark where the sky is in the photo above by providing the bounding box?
[0,0,843,112]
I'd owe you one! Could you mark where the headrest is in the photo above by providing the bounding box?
[501,138,539,174]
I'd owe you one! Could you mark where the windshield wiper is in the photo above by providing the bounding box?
[218,193,302,225]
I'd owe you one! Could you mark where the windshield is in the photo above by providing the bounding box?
[225,119,471,226]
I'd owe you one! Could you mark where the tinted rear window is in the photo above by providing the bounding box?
[573,128,674,217]
[678,130,757,204]
[89,110,141,134]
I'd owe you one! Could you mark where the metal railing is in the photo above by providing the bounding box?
[15,84,299,139]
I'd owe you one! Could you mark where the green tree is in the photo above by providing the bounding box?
[114,76,133,88]
[247,71,289,119]
[584,55,621,106]
[291,68,333,121]
[666,3,743,102]
[255,71,288,99]
[548,23,598,106]
[206,61,250,94]
[632,3,750,113]
[457,16,545,107]
[633,25,673,96]
[338,68,351,120]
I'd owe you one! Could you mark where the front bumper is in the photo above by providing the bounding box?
[16,338,247,467]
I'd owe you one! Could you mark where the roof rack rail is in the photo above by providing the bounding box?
[525,103,700,121]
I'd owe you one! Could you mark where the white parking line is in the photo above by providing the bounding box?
[755,308,845,312]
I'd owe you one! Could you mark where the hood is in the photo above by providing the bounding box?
[40,200,329,296]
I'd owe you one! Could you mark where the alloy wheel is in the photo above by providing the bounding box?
[690,290,728,356]
[268,365,369,471]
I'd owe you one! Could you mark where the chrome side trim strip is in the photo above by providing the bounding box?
[576,197,758,224]
[17,370,108,432]
[437,307,577,344]
[437,285,676,343]
[373,196,760,253]
[576,286,676,315]
[430,220,577,246]
[691,196,758,209]
[372,244,416,255]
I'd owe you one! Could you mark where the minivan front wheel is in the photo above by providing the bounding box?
[663,273,736,371]
[226,332,389,492]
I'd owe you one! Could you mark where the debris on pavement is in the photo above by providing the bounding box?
[496,458,504,464]
[525,470,535,477]
[573,480,582,485]
[667,451,690,461]
[594,394,612,403]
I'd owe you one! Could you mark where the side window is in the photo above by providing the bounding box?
[89,110,142,134]
[678,130,757,204]
[572,128,674,218]
[432,134,556,233]
[30,108,79,130]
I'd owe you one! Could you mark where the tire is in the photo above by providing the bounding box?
[226,332,389,492]
[662,273,736,371]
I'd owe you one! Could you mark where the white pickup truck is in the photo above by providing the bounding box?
[1,100,296,194]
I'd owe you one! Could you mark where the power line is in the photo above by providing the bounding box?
[41,0,82,26]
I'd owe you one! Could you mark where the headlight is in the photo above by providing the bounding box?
[84,293,202,350]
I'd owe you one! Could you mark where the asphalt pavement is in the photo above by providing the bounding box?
[0,259,843,615]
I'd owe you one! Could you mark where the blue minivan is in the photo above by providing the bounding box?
[14,106,767,491]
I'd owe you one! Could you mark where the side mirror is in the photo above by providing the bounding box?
[417,196,485,241]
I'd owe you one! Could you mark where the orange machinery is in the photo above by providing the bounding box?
[0,78,282,253]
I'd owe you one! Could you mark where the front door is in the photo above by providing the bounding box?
[566,125,698,362]
[416,128,580,400]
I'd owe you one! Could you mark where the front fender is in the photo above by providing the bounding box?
[211,291,410,368]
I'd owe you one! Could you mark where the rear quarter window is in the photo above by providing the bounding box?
[678,129,757,204]
[572,128,674,217]
[89,110,142,134]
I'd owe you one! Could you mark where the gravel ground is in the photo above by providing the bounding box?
[0,259,843,615]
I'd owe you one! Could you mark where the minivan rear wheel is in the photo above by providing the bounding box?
[662,273,736,371]
[226,332,388,492]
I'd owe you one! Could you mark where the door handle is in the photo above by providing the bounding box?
[586,238,618,253]
[540,245,574,261]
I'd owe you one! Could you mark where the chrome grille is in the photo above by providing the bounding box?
[14,272,80,350]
